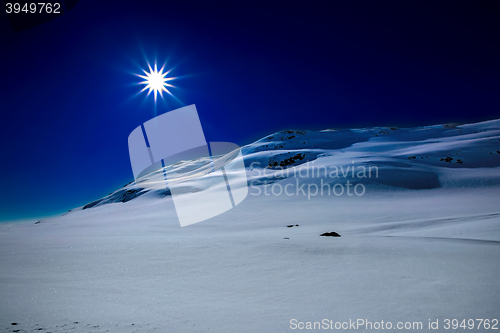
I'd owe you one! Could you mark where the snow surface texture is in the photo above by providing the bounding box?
[1,120,499,332]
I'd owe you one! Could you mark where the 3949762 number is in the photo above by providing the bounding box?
[444,319,499,330]
[6,3,61,14]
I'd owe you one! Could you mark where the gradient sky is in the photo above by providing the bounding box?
[1,0,499,222]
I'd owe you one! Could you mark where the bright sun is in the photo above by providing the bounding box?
[137,63,176,102]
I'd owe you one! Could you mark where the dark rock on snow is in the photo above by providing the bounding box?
[320,232,341,237]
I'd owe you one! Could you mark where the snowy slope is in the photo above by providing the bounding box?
[76,118,500,218]
[0,119,499,333]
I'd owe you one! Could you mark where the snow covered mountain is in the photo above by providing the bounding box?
[79,119,500,214]
[1,119,499,333]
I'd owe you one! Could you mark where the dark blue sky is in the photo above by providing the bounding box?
[1,0,499,222]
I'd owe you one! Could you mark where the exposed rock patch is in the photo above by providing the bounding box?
[320,232,341,237]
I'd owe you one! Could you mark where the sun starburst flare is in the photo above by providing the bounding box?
[136,63,176,102]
